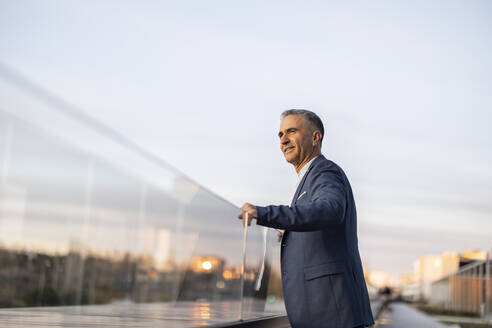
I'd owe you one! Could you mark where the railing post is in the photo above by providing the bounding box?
[473,267,476,313]
[478,264,485,316]
[475,266,479,313]
[452,276,455,311]
[239,212,249,321]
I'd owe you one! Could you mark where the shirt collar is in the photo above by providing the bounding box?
[297,155,319,181]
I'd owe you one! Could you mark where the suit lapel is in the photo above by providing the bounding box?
[290,155,324,206]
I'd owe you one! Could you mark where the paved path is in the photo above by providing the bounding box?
[377,302,459,328]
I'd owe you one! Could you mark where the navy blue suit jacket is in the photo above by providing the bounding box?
[256,155,374,328]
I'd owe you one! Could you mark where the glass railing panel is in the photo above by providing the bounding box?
[0,64,285,325]
[176,187,243,304]
[239,224,286,319]
[261,230,286,315]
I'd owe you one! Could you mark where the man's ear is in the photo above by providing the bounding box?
[312,130,322,146]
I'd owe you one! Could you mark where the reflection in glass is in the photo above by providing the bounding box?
[0,66,284,325]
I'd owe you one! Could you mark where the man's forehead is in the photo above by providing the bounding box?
[280,115,305,130]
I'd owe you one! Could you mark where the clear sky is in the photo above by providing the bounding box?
[1,0,491,280]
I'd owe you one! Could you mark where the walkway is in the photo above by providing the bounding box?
[377,302,459,328]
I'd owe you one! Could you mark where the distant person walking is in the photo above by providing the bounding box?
[238,109,374,328]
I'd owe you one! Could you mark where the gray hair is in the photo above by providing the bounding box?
[281,109,324,145]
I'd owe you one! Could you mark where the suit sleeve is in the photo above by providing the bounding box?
[255,167,347,231]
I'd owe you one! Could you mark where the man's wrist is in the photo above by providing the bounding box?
[255,206,266,224]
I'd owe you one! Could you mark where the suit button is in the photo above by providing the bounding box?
[282,243,287,247]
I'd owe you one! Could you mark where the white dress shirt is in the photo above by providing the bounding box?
[294,155,319,192]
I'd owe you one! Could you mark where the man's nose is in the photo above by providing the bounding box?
[280,134,289,145]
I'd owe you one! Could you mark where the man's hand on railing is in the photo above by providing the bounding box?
[238,203,257,226]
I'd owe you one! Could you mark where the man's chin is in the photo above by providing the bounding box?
[283,155,295,164]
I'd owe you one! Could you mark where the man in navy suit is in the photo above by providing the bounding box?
[238,109,374,328]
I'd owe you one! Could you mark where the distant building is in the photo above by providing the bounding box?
[401,251,459,301]
[400,281,420,301]
[460,249,488,267]
[441,252,460,277]
[414,254,444,300]
[461,250,488,261]
[401,249,488,302]
[399,273,415,286]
